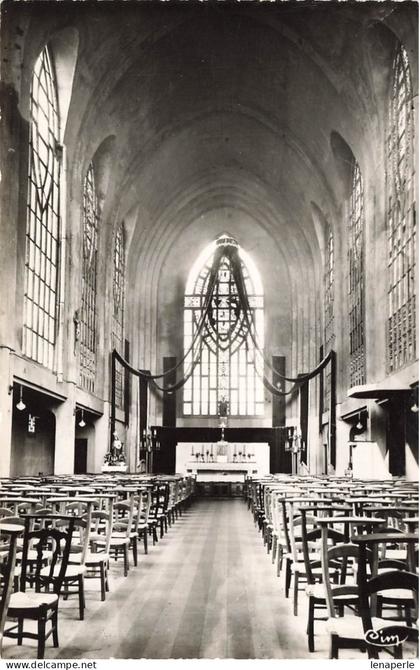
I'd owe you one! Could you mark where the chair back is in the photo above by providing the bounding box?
[359,569,419,644]
[0,526,23,657]
[61,503,93,565]
[134,489,151,532]
[289,506,317,563]
[113,495,135,537]
[0,509,13,519]
[301,514,345,585]
[150,483,169,521]
[89,508,113,555]
[321,541,372,618]
[19,515,75,595]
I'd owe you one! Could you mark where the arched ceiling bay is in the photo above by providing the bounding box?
[63,4,386,263]
[12,0,413,364]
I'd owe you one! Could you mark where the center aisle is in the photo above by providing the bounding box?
[3,498,313,659]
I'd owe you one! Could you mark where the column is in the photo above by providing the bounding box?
[93,404,110,473]
[53,385,76,474]
[0,349,14,476]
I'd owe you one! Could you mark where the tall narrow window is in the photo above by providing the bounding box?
[387,43,416,372]
[323,225,334,406]
[23,46,60,369]
[348,161,366,387]
[80,163,99,392]
[184,235,264,417]
[112,223,126,408]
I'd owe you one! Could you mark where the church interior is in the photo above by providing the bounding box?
[0,0,418,661]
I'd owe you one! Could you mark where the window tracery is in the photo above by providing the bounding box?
[80,162,99,392]
[348,161,366,387]
[23,46,60,369]
[184,236,264,417]
[387,43,416,371]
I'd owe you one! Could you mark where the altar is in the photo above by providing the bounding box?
[176,442,270,482]
[101,464,128,473]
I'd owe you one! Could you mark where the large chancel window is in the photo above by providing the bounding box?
[183,235,264,417]
[348,161,366,388]
[387,43,416,372]
[80,162,99,392]
[23,46,60,369]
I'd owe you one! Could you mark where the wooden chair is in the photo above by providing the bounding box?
[0,525,23,658]
[4,515,75,659]
[136,489,151,555]
[84,508,113,601]
[44,504,93,620]
[301,507,350,652]
[288,508,318,615]
[104,497,134,575]
[356,531,419,658]
[148,483,169,543]
[361,578,418,656]
[283,497,332,612]
[166,480,178,527]
[321,526,415,659]
[110,493,140,566]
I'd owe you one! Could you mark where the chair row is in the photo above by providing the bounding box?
[0,474,195,658]
[245,474,418,659]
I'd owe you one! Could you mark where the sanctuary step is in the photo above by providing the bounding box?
[195,480,244,498]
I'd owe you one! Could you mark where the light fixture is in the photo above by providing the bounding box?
[16,385,26,411]
[356,413,363,430]
[78,409,86,428]
[141,427,160,451]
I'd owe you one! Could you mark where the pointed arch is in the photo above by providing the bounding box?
[387,42,416,372]
[183,234,264,417]
[112,221,126,409]
[23,45,60,369]
[80,162,99,392]
[348,160,366,387]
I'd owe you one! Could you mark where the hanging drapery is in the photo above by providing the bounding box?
[113,236,334,397]
[110,235,337,462]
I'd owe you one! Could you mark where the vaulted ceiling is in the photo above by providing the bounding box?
[3,1,417,370]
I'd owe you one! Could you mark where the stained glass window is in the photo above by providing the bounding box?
[183,236,264,417]
[112,223,126,408]
[80,163,99,392]
[387,43,416,372]
[348,161,366,387]
[323,226,334,406]
[23,46,60,369]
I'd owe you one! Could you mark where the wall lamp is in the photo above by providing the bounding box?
[410,387,418,413]
[16,385,26,411]
[78,409,86,428]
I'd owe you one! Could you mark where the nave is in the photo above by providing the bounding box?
[0,473,418,660]
[2,498,313,660]
[0,2,418,662]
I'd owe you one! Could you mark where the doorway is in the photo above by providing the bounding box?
[74,438,88,474]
